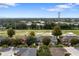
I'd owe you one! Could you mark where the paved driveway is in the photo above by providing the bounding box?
[1,47,14,56]
[0,47,37,56]
[64,47,79,56]
[50,47,67,56]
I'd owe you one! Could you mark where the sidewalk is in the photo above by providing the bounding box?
[64,47,79,56]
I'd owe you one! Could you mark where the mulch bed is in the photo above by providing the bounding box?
[50,47,67,56]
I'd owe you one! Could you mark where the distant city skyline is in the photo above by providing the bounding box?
[0,3,79,18]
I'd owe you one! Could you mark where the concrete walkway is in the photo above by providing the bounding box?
[64,47,79,56]
[1,47,14,56]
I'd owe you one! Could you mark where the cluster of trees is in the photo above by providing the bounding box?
[1,18,79,30]
[59,23,79,30]
[3,22,55,30]
[2,22,79,30]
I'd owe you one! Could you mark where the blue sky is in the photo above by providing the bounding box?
[0,3,79,18]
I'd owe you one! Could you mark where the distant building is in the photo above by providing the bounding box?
[26,22,32,26]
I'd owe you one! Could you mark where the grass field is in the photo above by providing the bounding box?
[0,30,79,37]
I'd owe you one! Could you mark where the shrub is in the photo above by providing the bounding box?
[70,38,79,46]
[26,36,36,46]
[0,53,1,55]
[0,37,27,47]
[48,43,53,47]
[37,45,51,56]
[64,52,71,56]
[13,38,22,47]
[74,44,79,47]
[14,53,17,56]
[2,45,8,48]
[17,44,28,48]
[14,52,22,56]
[0,37,25,47]
[30,43,36,48]
[54,44,64,47]
[7,28,15,37]
[0,38,12,46]
[42,37,51,46]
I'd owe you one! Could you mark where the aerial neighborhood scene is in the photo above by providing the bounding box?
[0,3,79,56]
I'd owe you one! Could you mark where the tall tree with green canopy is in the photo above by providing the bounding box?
[52,25,62,44]
[7,28,15,38]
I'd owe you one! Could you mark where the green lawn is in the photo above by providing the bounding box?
[0,30,79,37]
[63,30,79,35]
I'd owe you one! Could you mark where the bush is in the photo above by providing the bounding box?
[0,53,1,55]
[26,36,36,46]
[70,38,79,46]
[30,43,36,48]
[48,43,53,47]
[74,44,79,47]
[7,28,15,37]
[14,53,17,56]
[64,52,71,56]
[0,37,24,47]
[37,45,51,56]
[42,37,51,46]
[0,38,12,46]
[54,44,64,47]
[13,38,23,47]
[17,44,28,48]
[1,45,8,48]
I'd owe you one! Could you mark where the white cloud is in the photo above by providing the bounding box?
[0,3,16,8]
[0,5,8,8]
[56,4,72,9]
[74,3,79,5]
[46,8,63,11]
[4,3,16,6]
[42,3,75,12]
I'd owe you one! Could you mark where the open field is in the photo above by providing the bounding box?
[0,30,79,37]
[0,30,52,37]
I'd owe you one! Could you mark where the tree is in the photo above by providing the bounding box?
[7,28,15,37]
[42,37,51,46]
[70,38,79,46]
[52,25,62,44]
[26,36,36,46]
[29,31,35,37]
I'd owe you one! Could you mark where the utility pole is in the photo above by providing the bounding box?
[58,12,61,22]
[57,12,61,24]
[58,12,60,18]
